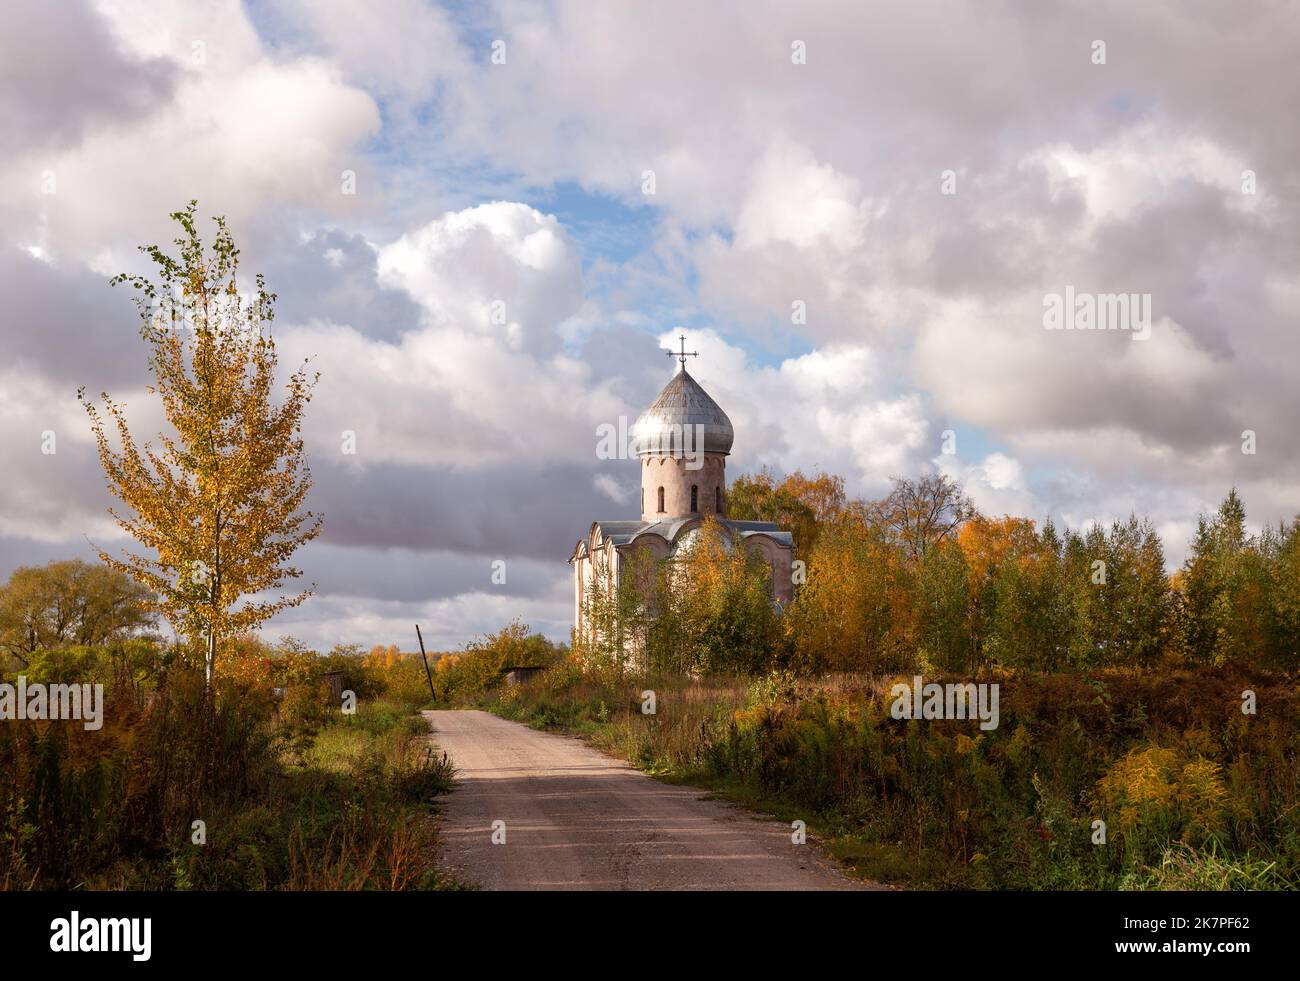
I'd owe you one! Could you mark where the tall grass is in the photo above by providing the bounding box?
[1,661,456,890]
[488,664,1300,890]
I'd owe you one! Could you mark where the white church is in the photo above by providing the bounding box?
[570,339,794,637]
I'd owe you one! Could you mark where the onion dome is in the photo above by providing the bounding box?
[630,366,734,457]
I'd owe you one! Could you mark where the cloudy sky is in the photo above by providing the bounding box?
[2,0,1297,650]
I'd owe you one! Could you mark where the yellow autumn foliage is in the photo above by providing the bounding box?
[1096,744,1231,841]
[81,203,320,684]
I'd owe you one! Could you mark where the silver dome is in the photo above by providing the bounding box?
[671,524,735,556]
[630,367,734,456]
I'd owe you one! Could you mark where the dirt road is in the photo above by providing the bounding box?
[424,709,873,890]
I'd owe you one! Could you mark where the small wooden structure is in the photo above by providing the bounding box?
[321,670,345,702]
[502,665,544,686]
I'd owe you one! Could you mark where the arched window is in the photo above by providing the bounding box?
[641,487,644,513]
[657,486,665,512]
[691,485,699,512]
[715,486,722,514]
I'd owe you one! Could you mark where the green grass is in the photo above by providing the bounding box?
[189,700,462,891]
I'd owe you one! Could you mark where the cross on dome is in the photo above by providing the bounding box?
[665,333,699,370]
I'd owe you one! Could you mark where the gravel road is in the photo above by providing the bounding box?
[424,709,875,891]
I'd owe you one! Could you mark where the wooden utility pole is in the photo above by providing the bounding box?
[415,624,437,701]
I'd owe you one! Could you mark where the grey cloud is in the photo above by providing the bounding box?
[0,0,175,158]
[577,326,665,404]
[0,249,147,390]
[296,542,564,604]
[259,229,424,341]
[0,535,102,583]
[307,457,638,560]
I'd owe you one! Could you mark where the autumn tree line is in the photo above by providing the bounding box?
[555,471,1300,890]
[579,468,1300,679]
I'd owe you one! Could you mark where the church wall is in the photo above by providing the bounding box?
[743,536,795,607]
[573,553,584,634]
[640,452,727,522]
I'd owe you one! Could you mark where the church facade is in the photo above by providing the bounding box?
[570,343,794,638]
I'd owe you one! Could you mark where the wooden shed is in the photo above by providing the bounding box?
[502,665,544,686]
[321,670,345,702]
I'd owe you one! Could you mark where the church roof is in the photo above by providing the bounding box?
[630,366,734,457]
[571,518,793,561]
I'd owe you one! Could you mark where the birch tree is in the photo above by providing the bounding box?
[80,202,321,688]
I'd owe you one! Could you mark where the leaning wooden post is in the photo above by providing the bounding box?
[415,624,437,701]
